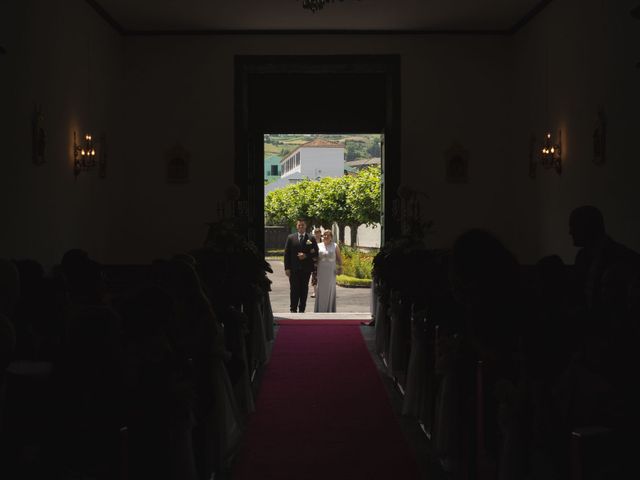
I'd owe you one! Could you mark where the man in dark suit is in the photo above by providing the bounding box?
[284,218,318,313]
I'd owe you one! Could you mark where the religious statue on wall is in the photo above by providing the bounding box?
[31,105,46,165]
[593,107,607,166]
[445,142,469,183]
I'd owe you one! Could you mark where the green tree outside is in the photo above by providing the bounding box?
[264,166,381,247]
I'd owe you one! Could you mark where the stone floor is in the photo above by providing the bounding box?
[266,260,373,314]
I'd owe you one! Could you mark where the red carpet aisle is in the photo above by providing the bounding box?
[232,323,419,480]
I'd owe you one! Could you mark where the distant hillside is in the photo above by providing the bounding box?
[264,134,381,163]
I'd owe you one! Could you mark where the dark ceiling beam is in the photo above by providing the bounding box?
[84,0,125,34]
[509,0,554,34]
[86,0,553,37]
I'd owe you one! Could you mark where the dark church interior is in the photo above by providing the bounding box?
[2,0,640,479]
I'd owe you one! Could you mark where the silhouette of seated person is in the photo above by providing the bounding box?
[119,286,198,480]
[449,229,529,477]
[568,206,640,400]
[530,255,580,381]
[12,259,66,362]
[522,255,587,475]
[154,256,241,477]
[548,207,640,477]
[54,252,124,479]
[58,249,111,306]
[569,205,640,317]
[450,229,523,375]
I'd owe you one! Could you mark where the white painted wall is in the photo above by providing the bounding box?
[509,0,640,263]
[298,147,344,179]
[342,224,381,249]
[269,146,344,196]
[4,0,638,266]
[0,0,123,267]
[117,34,514,263]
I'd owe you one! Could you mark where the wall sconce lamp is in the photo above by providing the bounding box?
[529,130,562,178]
[540,130,562,174]
[74,131,105,178]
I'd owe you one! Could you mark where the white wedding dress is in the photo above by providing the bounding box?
[314,242,337,312]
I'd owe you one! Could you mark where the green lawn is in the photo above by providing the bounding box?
[336,275,372,288]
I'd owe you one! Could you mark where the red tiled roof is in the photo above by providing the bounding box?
[280,138,344,165]
[299,138,344,148]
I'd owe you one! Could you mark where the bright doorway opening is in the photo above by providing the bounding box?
[263,133,381,314]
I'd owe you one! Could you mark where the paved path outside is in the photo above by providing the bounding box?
[266,260,372,314]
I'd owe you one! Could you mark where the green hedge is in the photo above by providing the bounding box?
[340,246,375,280]
[336,275,372,288]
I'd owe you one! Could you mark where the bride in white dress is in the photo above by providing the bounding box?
[314,230,343,312]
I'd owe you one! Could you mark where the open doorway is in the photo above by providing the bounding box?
[234,55,401,314]
[263,133,381,313]
[235,55,400,247]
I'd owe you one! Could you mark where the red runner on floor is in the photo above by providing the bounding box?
[232,325,419,480]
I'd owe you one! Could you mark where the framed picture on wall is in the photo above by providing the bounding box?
[166,144,190,184]
[445,142,469,183]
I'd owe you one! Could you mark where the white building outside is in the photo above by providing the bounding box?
[264,138,380,249]
[264,139,344,196]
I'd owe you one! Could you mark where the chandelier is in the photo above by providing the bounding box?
[301,0,345,13]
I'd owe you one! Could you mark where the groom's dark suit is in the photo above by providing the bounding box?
[284,232,318,312]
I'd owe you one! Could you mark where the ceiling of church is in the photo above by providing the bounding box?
[91,0,548,33]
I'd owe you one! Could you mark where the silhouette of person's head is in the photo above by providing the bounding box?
[60,250,106,305]
[450,229,519,306]
[61,248,89,271]
[569,206,606,248]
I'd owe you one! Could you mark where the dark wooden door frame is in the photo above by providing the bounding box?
[234,55,401,253]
